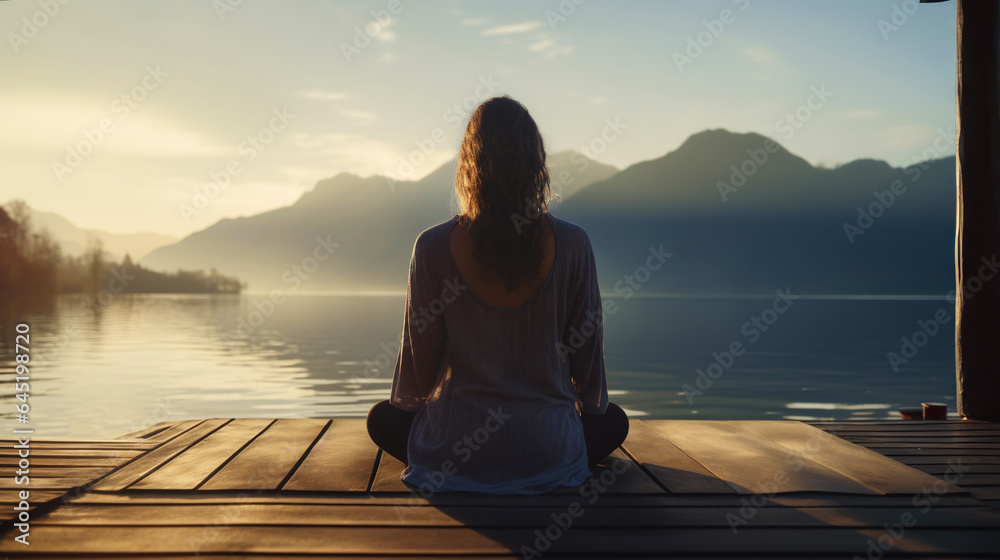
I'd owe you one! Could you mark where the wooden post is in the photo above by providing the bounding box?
[956,0,1000,421]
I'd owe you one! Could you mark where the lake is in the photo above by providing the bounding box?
[0,293,957,439]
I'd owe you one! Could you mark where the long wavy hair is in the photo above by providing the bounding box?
[455,96,554,293]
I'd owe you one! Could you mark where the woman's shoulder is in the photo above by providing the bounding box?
[550,215,593,250]
[411,215,459,257]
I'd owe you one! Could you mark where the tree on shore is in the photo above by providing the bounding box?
[1,200,242,303]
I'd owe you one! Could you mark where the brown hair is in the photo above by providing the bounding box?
[454,96,554,293]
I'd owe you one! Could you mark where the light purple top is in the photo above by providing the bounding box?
[390,214,609,494]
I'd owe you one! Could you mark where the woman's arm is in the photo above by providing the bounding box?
[389,234,447,411]
[564,231,609,415]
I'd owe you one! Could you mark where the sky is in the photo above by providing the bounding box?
[1,0,956,237]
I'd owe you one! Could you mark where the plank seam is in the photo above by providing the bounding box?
[617,444,672,494]
[276,419,333,492]
[109,419,231,491]
[193,419,278,491]
[642,421,743,494]
[366,448,383,494]
[61,421,208,494]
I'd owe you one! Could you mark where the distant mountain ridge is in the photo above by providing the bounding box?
[29,209,178,261]
[141,149,619,290]
[562,129,946,216]
[141,131,956,294]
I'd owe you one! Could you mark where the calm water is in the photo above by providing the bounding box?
[0,293,957,439]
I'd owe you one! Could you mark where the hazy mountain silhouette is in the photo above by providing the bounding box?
[142,130,955,294]
[141,150,619,291]
[557,129,954,294]
[29,209,178,261]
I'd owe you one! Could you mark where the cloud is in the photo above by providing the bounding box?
[296,89,350,101]
[104,116,233,158]
[481,21,544,36]
[0,97,230,159]
[526,32,574,60]
[290,132,455,182]
[290,132,402,175]
[528,39,555,52]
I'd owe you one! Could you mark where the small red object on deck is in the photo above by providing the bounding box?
[922,402,948,420]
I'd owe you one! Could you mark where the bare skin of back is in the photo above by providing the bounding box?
[449,220,556,310]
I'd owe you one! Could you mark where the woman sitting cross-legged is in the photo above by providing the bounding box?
[366,95,629,495]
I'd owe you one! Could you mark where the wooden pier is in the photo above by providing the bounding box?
[2,418,999,558]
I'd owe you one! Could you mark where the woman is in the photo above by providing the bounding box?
[366,95,628,495]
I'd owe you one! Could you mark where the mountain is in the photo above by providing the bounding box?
[142,132,956,294]
[557,129,955,294]
[562,129,945,215]
[141,150,618,290]
[545,150,619,201]
[29,209,178,261]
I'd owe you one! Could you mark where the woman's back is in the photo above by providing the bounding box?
[448,217,556,310]
[390,214,609,494]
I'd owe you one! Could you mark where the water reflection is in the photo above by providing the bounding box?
[0,293,956,438]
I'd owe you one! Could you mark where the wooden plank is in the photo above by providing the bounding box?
[590,448,664,493]
[739,421,960,494]
[832,432,1000,439]
[4,526,999,556]
[115,421,177,439]
[0,449,143,458]
[131,419,272,490]
[0,557,525,560]
[90,418,229,491]
[955,474,1000,485]
[201,419,327,490]
[142,419,204,442]
[812,420,995,425]
[836,441,1000,449]
[863,447,1000,455]
[66,490,987,508]
[0,457,126,467]
[814,422,999,431]
[911,463,1000,474]
[117,420,203,441]
[622,419,734,493]
[370,451,410,493]
[817,427,1000,434]
[22,467,110,478]
[893,455,1000,465]
[34,503,1000,528]
[972,487,1000,499]
[842,432,1000,439]
[645,421,881,495]
[283,419,378,492]
[0,490,65,503]
[0,440,156,449]
[845,436,1000,444]
[0,477,92,489]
